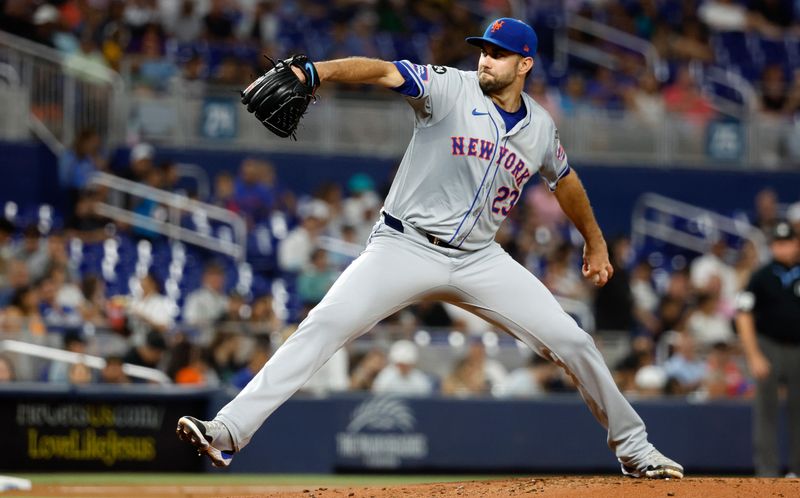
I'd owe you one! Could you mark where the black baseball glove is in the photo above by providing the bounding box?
[241,55,320,139]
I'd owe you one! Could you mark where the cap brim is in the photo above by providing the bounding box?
[465,36,529,57]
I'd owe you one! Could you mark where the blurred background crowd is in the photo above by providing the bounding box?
[1,138,798,400]
[2,0,800,125]
[1,0,799,402]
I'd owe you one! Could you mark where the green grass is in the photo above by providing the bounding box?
[12,473,514,486]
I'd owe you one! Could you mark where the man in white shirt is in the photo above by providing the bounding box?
[277,199,330,272]
[372,340,432,396]
[183,263,229,328]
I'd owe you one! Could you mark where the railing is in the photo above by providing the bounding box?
[556,14,668,81]
[0,30,125,149]
[88,171,248,262]
[0,339,170,384]
[631,192,768,258]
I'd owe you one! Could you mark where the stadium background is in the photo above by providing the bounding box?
[1,0,800,484]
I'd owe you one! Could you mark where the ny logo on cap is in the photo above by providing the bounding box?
[491,20,505,32]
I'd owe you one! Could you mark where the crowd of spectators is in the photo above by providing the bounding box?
[3,0,800,125]
[3,126,800,402]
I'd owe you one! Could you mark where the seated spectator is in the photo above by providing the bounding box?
[231,335,271,389]
[131,26,178,94]
[78,275,108,327]
[752,188,781,237]
[759,65,789,116]
[704,341,753,398]
[559,74,590,117]
[686,290,736,348]
[123,330,168,375]
[297,249,340,307]
[212,171,241,213]
[623,72,665,126]
[99,356,129,384]
[203,0,238,42]
[663,332,708,394]
[58,128,107,204]
[68,362,94,385]
[527,77,561,124]
[0,218,15,283]
[633,364,668,397]
[0,259,30,308]
[175,345,219,386]
[663,66,715,128]
[234,158,276,225]
[343,173,381,243]
[441,356,488,398]
[48,330,88,383]
[122,142,155,184]
[168,0,203,43]
[132,167,166,240]
[205,331,244,385]
[543,242,589,302]
[670,18,714,63]
[690,238,738,313]
[128,273,177,340]
[278,199,330,272]
[248,294,283,334]
[631,261,660,336]
[39,271,82,331]
[64,33,110,82]
[372,340,433,396]
[13,226,49,282]
[349,348,387,391]
[614,336,657,393]
[183,263,229,329]
[0,354,16,382]
[2,286,47,336]
[66,190,109,242]
[494,354,548,398]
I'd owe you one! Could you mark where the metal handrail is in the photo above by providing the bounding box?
[703,66,758,118]
[631,192,768,257]
[0,339,171,384]
[0,29,126,151]
[0,30,121,86]
[88,171,248,262]
[559,15,668,81]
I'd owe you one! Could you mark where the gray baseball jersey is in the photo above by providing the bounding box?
[384,61,570,250]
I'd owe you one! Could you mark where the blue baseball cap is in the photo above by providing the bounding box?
[465,18,538,57]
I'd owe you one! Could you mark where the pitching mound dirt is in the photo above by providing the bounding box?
[6,476,798,498]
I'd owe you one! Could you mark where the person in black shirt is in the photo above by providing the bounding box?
[736,220,800,477]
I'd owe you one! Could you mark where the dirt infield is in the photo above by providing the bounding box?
[6,476,799,498]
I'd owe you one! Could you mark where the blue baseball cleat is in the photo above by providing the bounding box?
[176,416,235,468]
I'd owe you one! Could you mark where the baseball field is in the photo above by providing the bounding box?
[2,473,798,498]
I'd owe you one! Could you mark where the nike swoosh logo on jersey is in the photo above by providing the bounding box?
[472,108,489,116]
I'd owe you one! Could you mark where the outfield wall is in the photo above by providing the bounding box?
[1,386,791,474]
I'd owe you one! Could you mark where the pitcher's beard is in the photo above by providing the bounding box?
[479,72,513,94]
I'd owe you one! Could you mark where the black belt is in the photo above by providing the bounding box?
[382,212,463,250]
